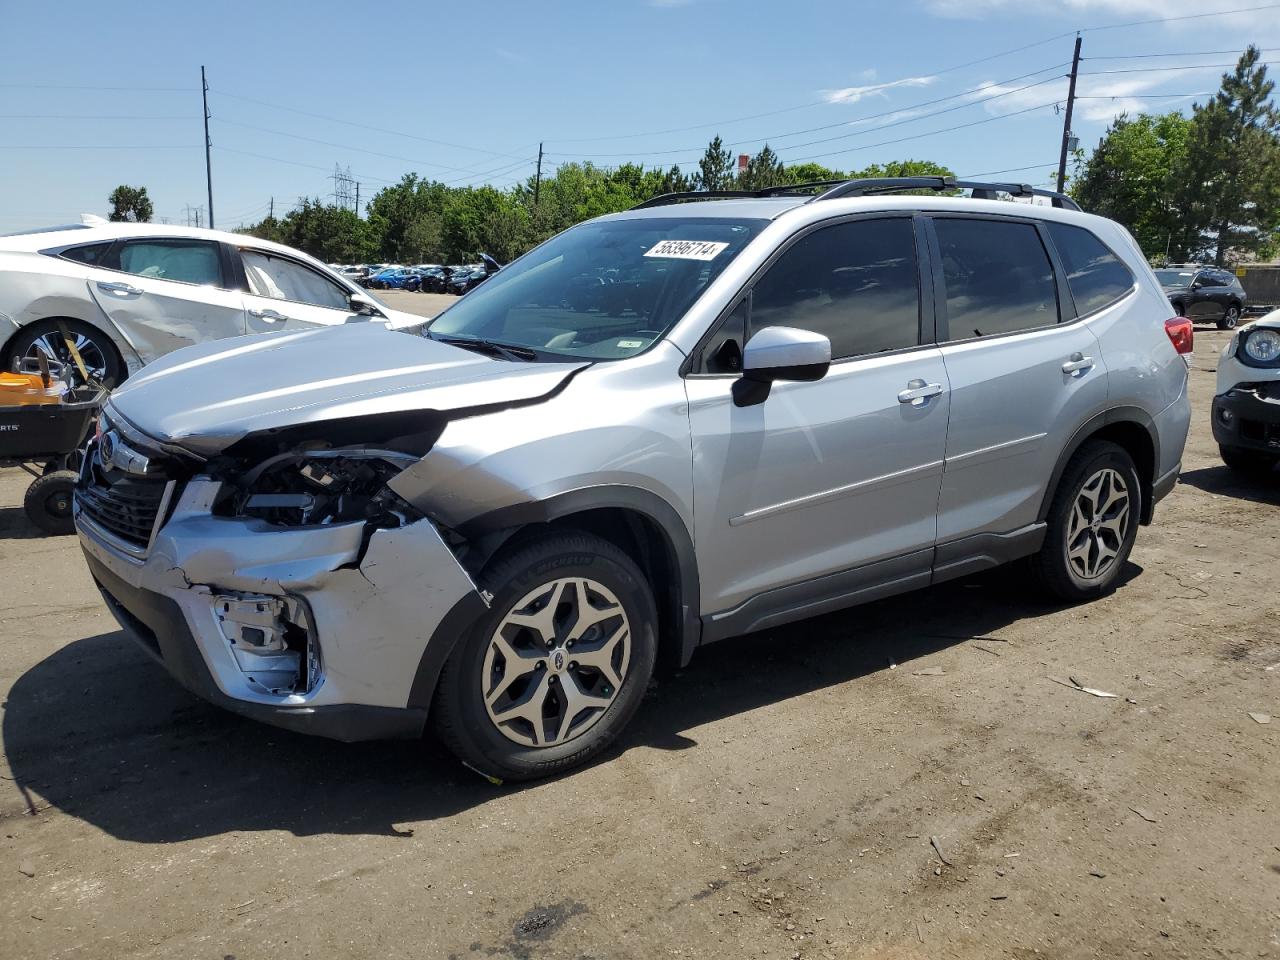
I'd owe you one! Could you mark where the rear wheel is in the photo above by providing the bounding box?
[2,318,123,387]
[432,531,657,781]
[1030,441,1141,602]
[24,470,78,535]
[1220,444,1278,475]
[1218,303,1241,330]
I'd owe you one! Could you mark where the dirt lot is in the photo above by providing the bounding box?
[1,321,1277,960]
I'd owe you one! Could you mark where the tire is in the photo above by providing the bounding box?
[1219,444,1278,475]
[2,318,124,387]
[23,470,78,536]
[1030,440,1142,602]
[432,530,658,781]
[1217,303,1241,330]
[1172,301,1185,318]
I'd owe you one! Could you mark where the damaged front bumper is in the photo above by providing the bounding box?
[76,478,483,742]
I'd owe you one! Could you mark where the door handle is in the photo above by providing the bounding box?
[248,307,290,322]
[96,281,143,296]
[1061,353,1095,375]
[897,379,944,405]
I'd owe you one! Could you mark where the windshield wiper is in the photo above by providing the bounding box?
[432,334,539,362]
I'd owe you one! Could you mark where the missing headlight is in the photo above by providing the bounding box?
[232,451,423,528]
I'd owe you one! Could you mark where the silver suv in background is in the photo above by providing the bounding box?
[74,177,1192,781]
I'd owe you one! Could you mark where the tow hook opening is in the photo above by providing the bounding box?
[214,594,320,696]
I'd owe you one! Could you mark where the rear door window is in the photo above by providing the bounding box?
[932,218,1059,339]
[59,242,113,267]
[749,217,921,360]
[1046,222,1135,316]
[117,239,223,287]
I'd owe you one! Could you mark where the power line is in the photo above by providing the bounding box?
[208,87,531,162]
[782,99,1060,165]
[960,161,1061,177]
[211,117,521,178]
[545,63,1070,159]
[211,144,401,185]
[543,3,1280,146]
[1080,60,1277,75]
[1084,49,1272,60]
[0,144,200,149]
[0,114,191,120]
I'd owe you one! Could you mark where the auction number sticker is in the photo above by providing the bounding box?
[644,239,729,261]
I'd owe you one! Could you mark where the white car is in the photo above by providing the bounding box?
[1213,308,1280,474]
[0,218,424,386]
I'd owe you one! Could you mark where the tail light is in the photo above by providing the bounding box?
[1164,317,1194,367]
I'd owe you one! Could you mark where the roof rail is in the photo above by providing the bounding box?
[811,176,1082,211]
[630,180,850,210]
[631,177,1081,212]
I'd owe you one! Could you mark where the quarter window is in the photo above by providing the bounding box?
[749,218,920,360]
[933,218,1058,339]
[117,240,222,286]
[60,242,112,266]
[1046,222,1135,316]
[241,251,350,310]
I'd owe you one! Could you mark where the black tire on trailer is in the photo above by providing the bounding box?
[23,470,79,536]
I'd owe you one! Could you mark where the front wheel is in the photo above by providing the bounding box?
[432,531,657,781]
[1220,444,1278,475]
[1218,304,1241,330]
[1030,440,1141,602]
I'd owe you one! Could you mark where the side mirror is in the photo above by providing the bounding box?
[348,292,382,317]
[733,326,831,407]
[1190,279,1203,290]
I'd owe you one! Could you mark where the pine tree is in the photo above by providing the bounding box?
[1173,46,1280,264]
[695,136,735,191]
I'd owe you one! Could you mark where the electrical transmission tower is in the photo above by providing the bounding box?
[330,164,357,213]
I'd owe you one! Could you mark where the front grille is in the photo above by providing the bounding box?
[78,471,170,549]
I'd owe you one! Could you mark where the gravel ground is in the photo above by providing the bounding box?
[1,323,1277,960]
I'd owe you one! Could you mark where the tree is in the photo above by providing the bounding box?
[108,185,153,223]
[1072,112,1191,260]
[694,136,735,191]
[1172,46,1280,264]
[736,144,785,190]
[245,198,373,262]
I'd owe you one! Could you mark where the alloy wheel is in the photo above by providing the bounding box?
[1224,306,1239,329]
[482,577,631,747]
[1066,467,1131,581]
[23,330,110,382]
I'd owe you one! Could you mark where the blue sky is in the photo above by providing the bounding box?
[0,0,1275,231]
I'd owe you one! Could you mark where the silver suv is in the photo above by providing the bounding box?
[74,177,1192,781]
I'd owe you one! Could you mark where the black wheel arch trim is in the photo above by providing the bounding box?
[407,485,702,713]
[1037,406,1161,526]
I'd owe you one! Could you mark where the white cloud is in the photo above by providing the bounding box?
[823,75,937,104]
[965,63,1223,123]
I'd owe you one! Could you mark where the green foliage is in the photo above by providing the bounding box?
[239,136,951,265]
[108,185,153,223]
[1171,45,1280,264]
[695,136,736,191]
[1072,112,1191,260]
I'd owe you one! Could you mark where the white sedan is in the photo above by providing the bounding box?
[0,217,424,386]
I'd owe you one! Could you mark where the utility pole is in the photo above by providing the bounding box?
[1056,35,1082,195]
[354,182,360,217]
[268,196,274,221]
[201,66,215,229]
[534,142,544,205]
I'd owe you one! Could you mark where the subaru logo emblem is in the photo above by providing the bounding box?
[552,650,565,671]
[99,430,117,465]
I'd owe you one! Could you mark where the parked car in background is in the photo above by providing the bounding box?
[75,177,1190,781]
[0,220,424,386]
[417,266,448,293]
[1156,265,1247,330]
[1213,308,1280,474]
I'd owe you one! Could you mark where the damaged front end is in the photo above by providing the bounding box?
[76,409,484,740]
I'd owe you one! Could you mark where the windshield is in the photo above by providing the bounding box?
[1155,269,1195,286]
[427,216,767,360]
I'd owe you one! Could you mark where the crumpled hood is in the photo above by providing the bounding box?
[107,323,588,456]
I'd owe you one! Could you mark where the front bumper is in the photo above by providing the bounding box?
[76,478,481,741]
[1211,385,1280,454]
